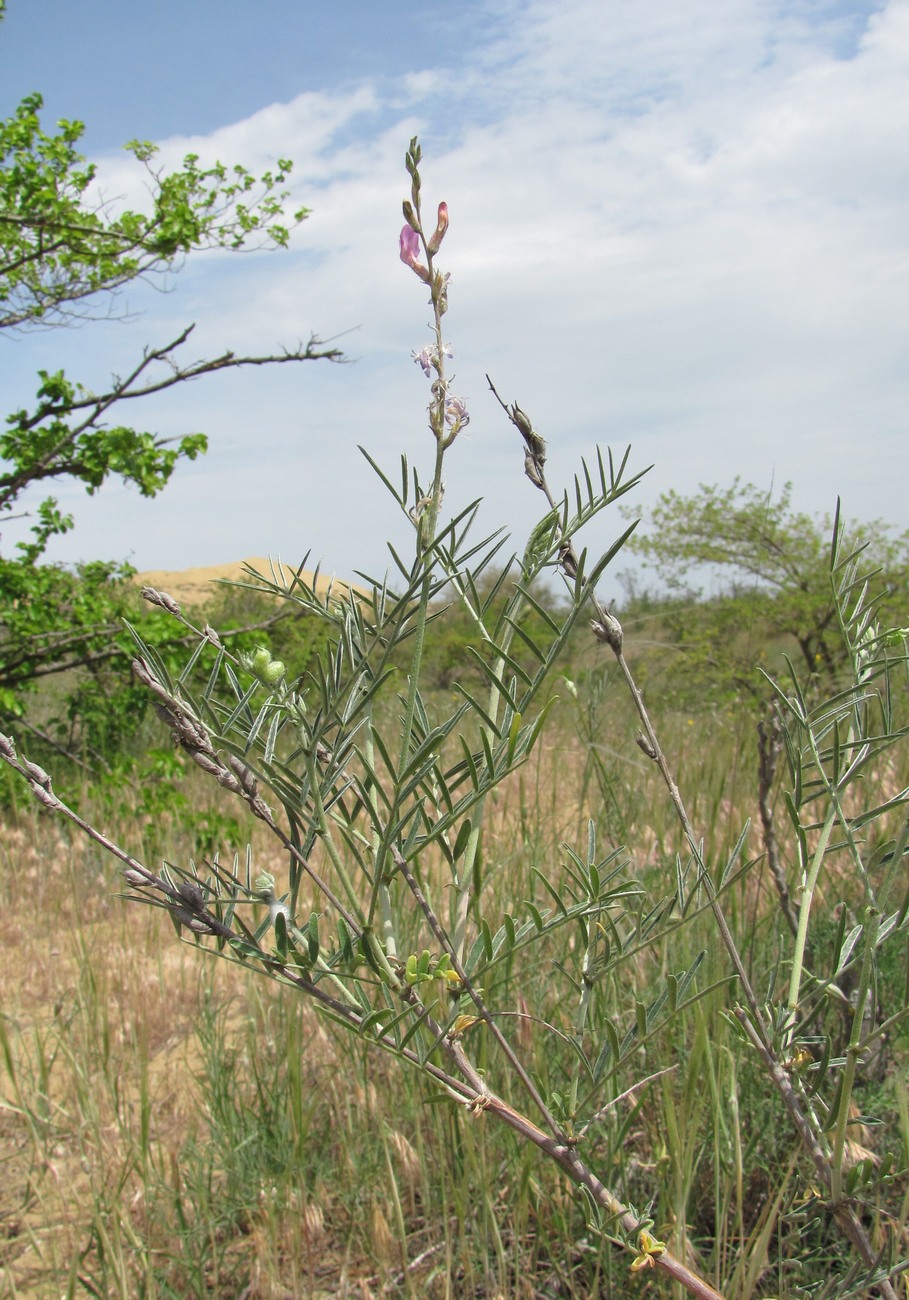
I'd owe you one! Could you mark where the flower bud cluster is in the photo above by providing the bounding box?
[399,140,452,307]
[399,137,469,449]
[241,645,287,687]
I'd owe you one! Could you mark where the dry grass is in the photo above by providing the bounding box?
[0,771,595,1298]
[1,706,907,1298]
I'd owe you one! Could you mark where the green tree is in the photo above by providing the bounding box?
[0,82,342,764]
[624,478,909,706]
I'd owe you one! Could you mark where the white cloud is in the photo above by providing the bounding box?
[12,0,906,577]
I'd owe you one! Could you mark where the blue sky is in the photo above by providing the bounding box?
[0,1,499,150]
[1,0,906,584]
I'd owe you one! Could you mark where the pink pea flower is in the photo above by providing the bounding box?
[399,225,420,265]
[399,225,431,283]
[427,202,449,254]
[444,395,469,428]
[413,343,453,376]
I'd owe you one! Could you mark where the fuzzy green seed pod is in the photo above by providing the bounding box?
[251,646,272,674]
[255,871,276,898]
[261,658,286,685]
[245,646,286,685]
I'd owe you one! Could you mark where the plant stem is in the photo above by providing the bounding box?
[786,801,836,1045]
[395,433,446,774]
[829,906,880,1202]
[306,748,365,923]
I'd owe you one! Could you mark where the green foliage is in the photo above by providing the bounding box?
[626,479,909,706]
[0,556,136,713]
[0,92,306,332]
[3,369,209,564]
[203,572,337,685]
[417,566,565,691]
[0,83,341,768]
[0,89,320,560]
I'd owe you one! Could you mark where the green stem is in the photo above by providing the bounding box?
[357,716,399,965]
[395,433,446,774]
[306,749,365,923]
[441,569,527,961]
[785,799,836,1047]
[309,954,364,1009]
[451,644,512,961]
[569,945,596,1119]
[829,906,880,1202]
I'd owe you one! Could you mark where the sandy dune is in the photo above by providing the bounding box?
[133,557,350,608]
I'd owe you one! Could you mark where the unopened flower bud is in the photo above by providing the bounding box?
[427,201,449,254]
[251,646,272,674]
[255,871,277,898]
[244,646,286,686]
[261,659,286,686]
[402,200,421,232]
[433,268,450,312]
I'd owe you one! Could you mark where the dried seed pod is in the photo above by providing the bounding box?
[512,405,547,461]
[173,904,211,933]
[141,586,182,616]
[177,880,206,910]
[590,613,623,653]
[524,450,545,488]
[559,544,579,580]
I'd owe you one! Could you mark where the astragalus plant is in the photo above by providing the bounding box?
[3,140,908,1299]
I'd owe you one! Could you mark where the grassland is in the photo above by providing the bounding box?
[1,583,907,1299]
